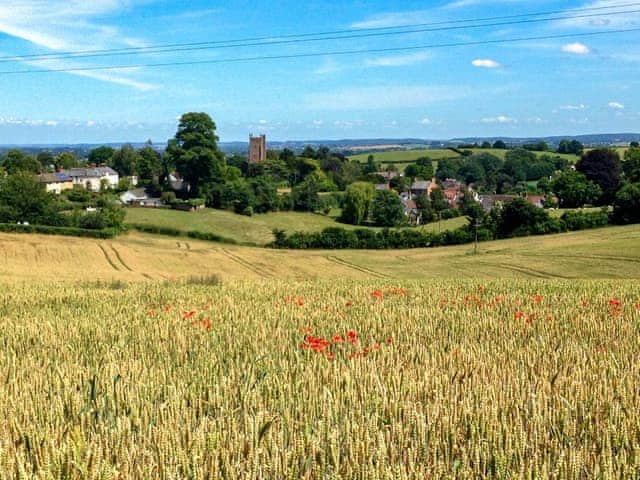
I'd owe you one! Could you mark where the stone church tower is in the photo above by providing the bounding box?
[249,134,266,163]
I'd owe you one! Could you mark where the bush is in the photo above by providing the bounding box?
[0,223,117,239]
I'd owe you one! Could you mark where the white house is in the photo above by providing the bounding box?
[120,188,149,204]
[65,167,119,191]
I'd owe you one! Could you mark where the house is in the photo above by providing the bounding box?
[120,188,165,208]
[478,195,516,211]
[402,199,422,226]
[64,166,119,191]
[441,178,462,190]
[37,172,73,194]
[376,171,399,181]
[525,194,557,208]
[410,180,434,198]
[120,188,148,204]
[443,187,460,207]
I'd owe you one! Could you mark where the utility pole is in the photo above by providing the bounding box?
[474,218,481,255]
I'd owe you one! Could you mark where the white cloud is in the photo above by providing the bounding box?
[313,58,342,76]
[351,11,430,29]
[481,115,517,124]
[421,117,433,125]
[559,104,587,111]
[86,120,96,127]
[562,43,591,55]
[0,1,156,90]
[365,52,431,67]
[259,119,268,124]
[305,85,467,111]
[472,59,502,68]
[608,102,625,109]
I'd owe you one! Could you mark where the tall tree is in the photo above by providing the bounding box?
[372,190,405,227]
[110,144,140,177]
[88,146,115,165]
[55,152,78,170]
[341,182,375,225]
[0,171,55,223]
[2,149,40,174]
[138,142,162,181]
[576,148,621,204]
[166,112,225,196]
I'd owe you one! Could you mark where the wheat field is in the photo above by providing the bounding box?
[1,279,640,478]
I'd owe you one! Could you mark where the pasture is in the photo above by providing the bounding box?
[348,148,459,164]
[124,208,467,246]
[1,278,639,477]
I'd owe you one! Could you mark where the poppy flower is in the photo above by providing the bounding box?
[371,290,384,300]
[386,337,393,344]
[163,305,172,312]
[531,295,542,303]
[581,300,590,307]
[345,301,353,308]
[608,299,621,307]
[332,335,344,344]
[514,311,525,319]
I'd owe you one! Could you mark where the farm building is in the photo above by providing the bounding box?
[37,172,73,194]
[64,166,119,191]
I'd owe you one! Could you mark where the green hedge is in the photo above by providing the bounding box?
[0,223,117,239]
[126,223,238,245]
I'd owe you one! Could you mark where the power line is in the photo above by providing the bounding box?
[0,2,638,64]
[1,27,637,76]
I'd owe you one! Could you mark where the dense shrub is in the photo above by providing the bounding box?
[0,223,117,238]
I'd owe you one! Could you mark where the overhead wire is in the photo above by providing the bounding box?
[0,2,638,64]
[1,27,637,75]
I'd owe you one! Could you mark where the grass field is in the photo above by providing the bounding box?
[348,148,459,164]
[125,208,467,246]
[467,148,580,163]
[2,278,640,477]
[2,224,640,284]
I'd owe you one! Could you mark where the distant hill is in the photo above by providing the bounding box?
[1,133,638,156]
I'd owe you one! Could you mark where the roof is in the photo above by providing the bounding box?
[65,166,118,178]
[404,200,417,210]
[411,180,431,190]
[122,188,148,198]
[38,172,71,183]
[375,183,389,191]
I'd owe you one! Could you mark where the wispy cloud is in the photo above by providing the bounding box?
[562,42,591,55]
[305,85,468,111]
[481,115,517,124]
[472,59,502,68]
[313,58,343,75]
[350,11,432,29]
[608,101,625,109]
[365,52,431,67]
[559,104,588,111]
[554,0,640,29]
[0,0,156,90]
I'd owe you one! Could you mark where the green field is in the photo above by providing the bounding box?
[125,208,467,246]
[348,148,459,164]
[467,148,580,163]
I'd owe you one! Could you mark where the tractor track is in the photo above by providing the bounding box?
[326,255,389,279]
[219,248,274,278]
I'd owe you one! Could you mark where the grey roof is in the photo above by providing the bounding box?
[411,180,431,191]
[65,167,118,178]
[38,172,71,183]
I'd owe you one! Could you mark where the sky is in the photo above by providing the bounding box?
[0,0,638,144]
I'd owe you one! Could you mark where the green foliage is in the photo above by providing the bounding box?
[341,182,375,225]
[495,197,562,238]
[576,148,622,205]
[430,188,449,213]
[404,157,434,179]
[167,112,225,196]
[138,144,162,181]
[558,139,584,155]
[0,171,55,224]
[54,152,78,170]
[88,146,115,165]
[0,223,117,238]
[551,170,601,208]
[371,190,405,227]
[612,182,640,224]
[492,140,507,149]
[291,173,323,212]
[623,147,640,183]
[2,149,41,174]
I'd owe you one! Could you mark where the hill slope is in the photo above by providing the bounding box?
[2,225,639,284]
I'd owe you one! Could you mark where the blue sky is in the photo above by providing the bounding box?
[0,0,638,144]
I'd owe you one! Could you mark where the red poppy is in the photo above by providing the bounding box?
[300,327,314,335]
[371,290,384,300]
[163,305,172,312]
[386,337,393,344]
[345,301,353,308]
[332,335,344,344]
[514,311,525,319]
[581,300,590,307]
[372,344,381,351]
[608,299,621,307]
[147,309,156,317]
[326,352,335,360]
[182,310,196,319]
[531,295,542,303]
